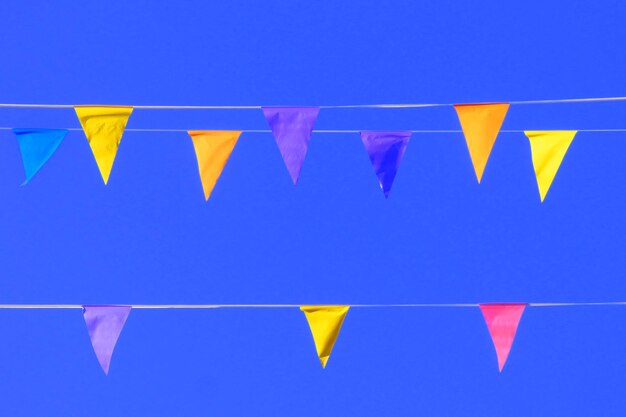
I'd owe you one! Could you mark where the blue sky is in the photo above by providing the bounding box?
[1,0,626,415]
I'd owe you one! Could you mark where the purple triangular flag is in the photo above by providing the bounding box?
[360,131,411,198]
[262,106,320,185]
[83,305,131,375]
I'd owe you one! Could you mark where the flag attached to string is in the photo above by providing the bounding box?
[479,303,526,372]
[83,305,131,375]
[75,106,133,184]
[360,131,411,198]
[525,130,577,202]
[188,130,241,200]
[12,128,68,184]
[262,107,320,185]
[301,305,349,368]
[454,103,509,183]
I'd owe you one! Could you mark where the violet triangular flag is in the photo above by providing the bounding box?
[360,131,411,198]
[262,107,320,185]
[13,128,68,184]
[479,303,526,372]
[83,305,131,375]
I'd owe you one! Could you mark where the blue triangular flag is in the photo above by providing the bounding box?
[13,128,68,184]
[360,131,411,198]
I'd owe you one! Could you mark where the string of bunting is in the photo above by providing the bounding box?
[2,301,625,375]
[1,98,625,200]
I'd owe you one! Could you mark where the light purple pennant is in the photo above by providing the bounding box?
[262,106,320,185]
[360,131,411,198]
[83,305,131,375]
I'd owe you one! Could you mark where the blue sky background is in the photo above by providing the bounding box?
[1,0,626,415]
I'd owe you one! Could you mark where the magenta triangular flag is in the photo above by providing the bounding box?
[360,131,411,198]
[83,305,131,375]
[262,106,320,185]
[480,303,526,372]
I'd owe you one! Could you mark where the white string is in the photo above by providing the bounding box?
[0,96,626,110]
[0,302,625,309]
[1,127,626,134]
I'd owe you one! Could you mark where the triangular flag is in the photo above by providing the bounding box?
[479,303,526,372]
[525,130,577,202]
[12,128,68,184]
[83,305,131,375]
[188,130,241,200]
[360,131,411,198]
[454,103,509,183]
[262,107,320,185]
[301,305,349,368]
[75,106,133,184]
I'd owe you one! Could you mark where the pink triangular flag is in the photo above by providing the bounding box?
[479,303,526,372]
[83,305,131,375]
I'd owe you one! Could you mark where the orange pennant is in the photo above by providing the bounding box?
[188,130,241,200]
[454,103,509,183]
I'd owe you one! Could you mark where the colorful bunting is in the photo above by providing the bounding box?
[188,130,241,200]
[75,106,133,184]
[360,131,411,198]
[301,305,349,368]
[262,107,320,185]
[525,130,577,202]
[12,128,68,184]
[454,103,509,183]
[83,305,131,375]
[480,303,526,372]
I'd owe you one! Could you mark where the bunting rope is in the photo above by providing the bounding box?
[0,95,626,109]
[2,127,626,134]
[3,102,624,199]
[1,302,626,309]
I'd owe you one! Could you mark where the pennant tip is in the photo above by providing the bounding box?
[98,360,111,376]
[287,168,301,186]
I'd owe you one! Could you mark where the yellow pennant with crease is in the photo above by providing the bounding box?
[188,130,241,200]
[75,106,133,184]
[301,305,349,368]
[525,130,577,202]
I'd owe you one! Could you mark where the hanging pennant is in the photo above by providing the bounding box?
[188,130,241,200]
[12,128,68,184]
[83,305,131,375]
[453,103,509,183]
[525,130,577,202]
[262,107,320,185]
[301,305,349,368]
[75,106,133,184]
[479,303,526,372]
[360,131,411,198]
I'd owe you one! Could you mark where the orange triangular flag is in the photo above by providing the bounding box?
[188,130,241,200]
[525,130,576,202]
[301,306,349,368]
[454,103,509,183]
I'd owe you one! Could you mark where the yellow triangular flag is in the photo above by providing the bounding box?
[301,305,349,368]
[525,130,576,202]
[454,103,509,183]
[188,130,241,200]
[75,106,133,184]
